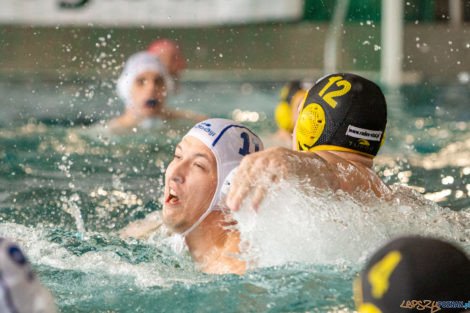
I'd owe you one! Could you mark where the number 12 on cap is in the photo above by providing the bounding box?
[318,76,351,109]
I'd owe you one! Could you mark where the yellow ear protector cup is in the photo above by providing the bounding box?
[296,103,326,151]
[275,101,294,132]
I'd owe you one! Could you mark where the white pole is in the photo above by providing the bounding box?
[324,0,350,74]
[381,0,403,87]
[449,0,463,28]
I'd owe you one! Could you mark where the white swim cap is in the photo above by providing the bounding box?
[0,238,57,313]
[180,118,264,236]
[116,51,173,108]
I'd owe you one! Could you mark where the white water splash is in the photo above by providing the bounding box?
[59,193,86,236]
[233,180,470,269]
[0,223,204,288]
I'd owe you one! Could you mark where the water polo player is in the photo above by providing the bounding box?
[275,80,303,135]
[121,119,263,274]
[227,73,391,211]
[273,80,307,145]
[0,237,57,313]
[108,51,206,130]
[354,236,470,313]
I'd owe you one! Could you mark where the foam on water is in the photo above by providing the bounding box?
[0,223,207,288]
[233,179,470,269]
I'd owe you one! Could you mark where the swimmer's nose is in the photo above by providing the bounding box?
[146,78,165,92]
[169,165,185,184]
[167,157,188,184]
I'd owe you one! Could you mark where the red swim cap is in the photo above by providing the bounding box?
[147,39,186,73]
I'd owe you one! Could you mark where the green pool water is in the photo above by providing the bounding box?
[0,77,469,312]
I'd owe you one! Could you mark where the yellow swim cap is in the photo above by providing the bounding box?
[274,81,303,133]
[275,100,293,132]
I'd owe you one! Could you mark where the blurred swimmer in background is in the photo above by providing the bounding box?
[0,237,57,313]
[228,73,391,211]
[354,236,470,313]
[121,119,263,274]
[273,80,309,147]
[147,39,186,92]
[108,51,206,131]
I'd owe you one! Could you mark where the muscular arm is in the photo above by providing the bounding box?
[226,147,390,211]
[226,147,336,211]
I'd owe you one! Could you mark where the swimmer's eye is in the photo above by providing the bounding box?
[154,77,165,87]
[137,78,146,86]
[194,163,205,170]
[174,154,182,160]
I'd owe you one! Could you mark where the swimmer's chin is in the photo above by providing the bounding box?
[162,204,183,220]
[162,213,187,233]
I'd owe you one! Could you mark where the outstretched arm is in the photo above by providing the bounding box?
[226,147,334,211]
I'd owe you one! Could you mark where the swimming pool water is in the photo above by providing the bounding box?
[0,78,469,312]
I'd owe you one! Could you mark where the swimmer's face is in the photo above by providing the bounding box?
[130,71,167,117]
[162,136,217,233]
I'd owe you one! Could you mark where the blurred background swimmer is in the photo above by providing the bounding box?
[228,73,390,211]
[0,237,57,313]
[108,51,206,131]
[272,80,312,147]
[121,118,263,275]
[354,236,470,313]
[147,39,186,92]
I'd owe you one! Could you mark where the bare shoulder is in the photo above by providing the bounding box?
[202,231,246,275]
[314,150,391,198]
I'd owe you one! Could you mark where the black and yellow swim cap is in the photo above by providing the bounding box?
[275,80,303,133]
[295,73,387,158]
[354,236,470,313]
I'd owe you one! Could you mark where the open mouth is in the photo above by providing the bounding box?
[167,188,180,204]
[145,99,160,108]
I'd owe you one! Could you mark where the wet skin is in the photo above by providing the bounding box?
[162,136,217,233]
[129,71,167,118]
